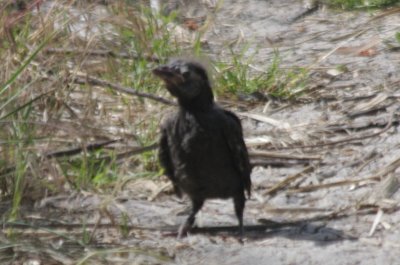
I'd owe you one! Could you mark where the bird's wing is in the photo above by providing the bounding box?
[159,122,182,198]
[222,110,252,197]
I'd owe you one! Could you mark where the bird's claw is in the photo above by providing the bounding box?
[177,222,192,238]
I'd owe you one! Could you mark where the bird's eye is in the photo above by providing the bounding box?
[179,65,190,78]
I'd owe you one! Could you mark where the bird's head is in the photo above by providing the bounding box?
[153,59,213,109]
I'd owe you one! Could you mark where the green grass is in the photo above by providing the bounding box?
[0,1,181,221]
[0,17,56,221]
[214,50,309,99]
[396,32,400,43]
[112,4,180,93]
[328,0,399,9]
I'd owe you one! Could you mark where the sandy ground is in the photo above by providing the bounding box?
[5,0,400,264]
[123,1,400,264]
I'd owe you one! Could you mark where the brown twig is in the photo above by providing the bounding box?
[113,143,158,161]
[264,165,314,196]
[72,73,176,106]
[249,150,321,161]
[327,115,400,133]
[287,176,380,193]
[45,139,122,158]
[276,111,394,150]
[44,47,160,62]
[288,157,400,194]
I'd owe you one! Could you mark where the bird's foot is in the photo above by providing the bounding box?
[236,226,245,244]
[177,222,193,239]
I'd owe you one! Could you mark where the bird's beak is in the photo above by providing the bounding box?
[153,65,175,78]
[152,65,183,83]
[153,65,172,77]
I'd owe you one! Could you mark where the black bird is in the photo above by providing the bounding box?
[153,59,251,238]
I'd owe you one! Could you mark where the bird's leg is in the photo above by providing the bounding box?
[233,193,245,239]
[178,199,204,238]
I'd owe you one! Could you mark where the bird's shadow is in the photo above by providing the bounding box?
[173,218,357,245]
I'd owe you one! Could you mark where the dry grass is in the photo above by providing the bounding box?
[0,0,180,216]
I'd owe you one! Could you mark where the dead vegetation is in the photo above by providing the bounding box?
[1,0,400,264]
